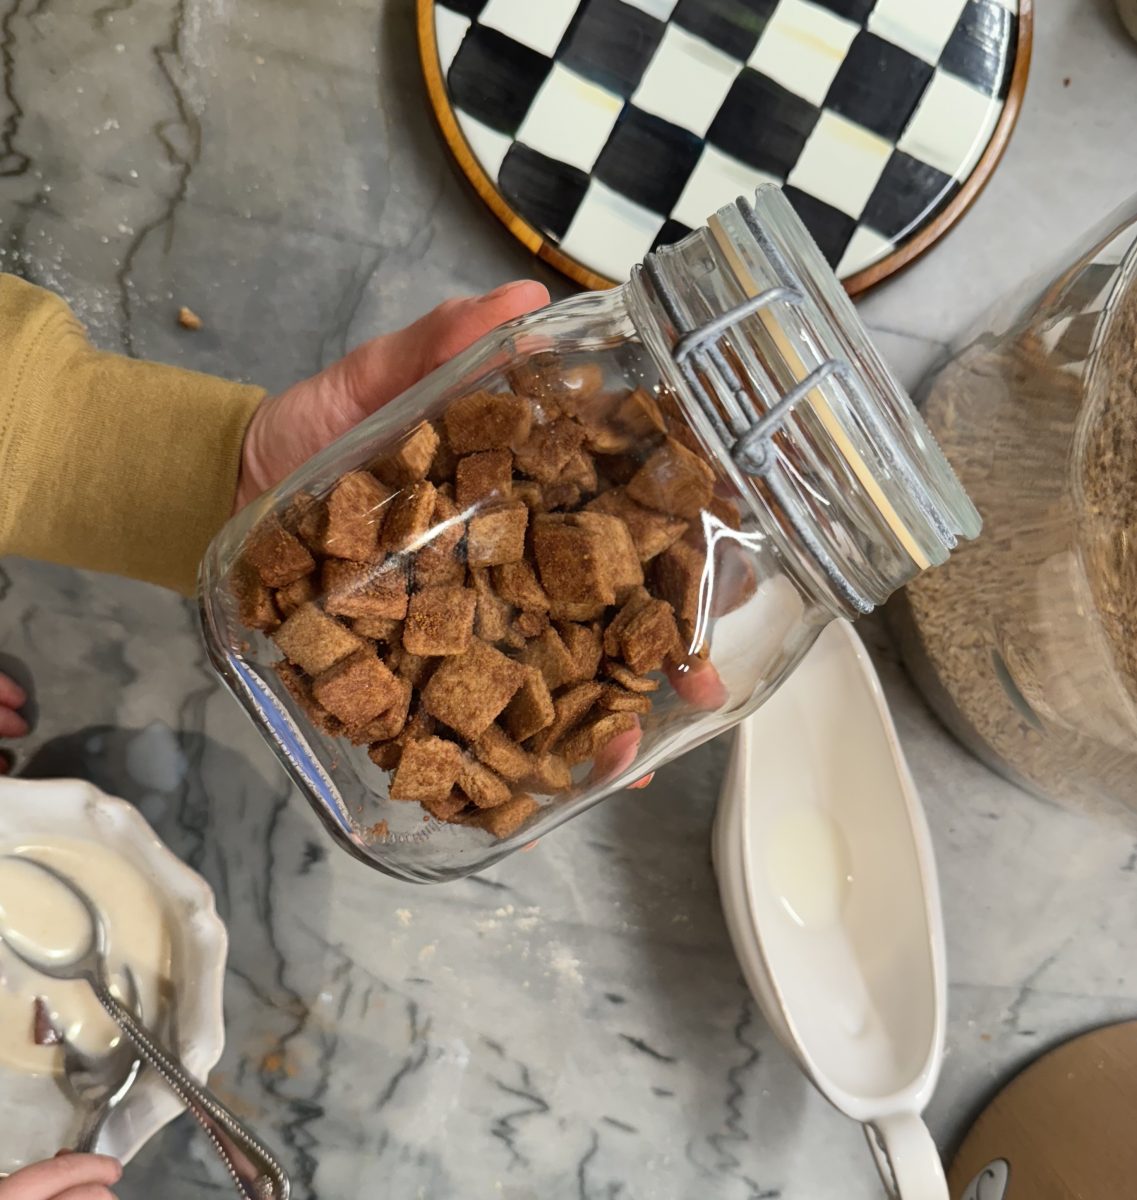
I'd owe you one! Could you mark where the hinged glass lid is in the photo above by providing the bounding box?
[635,186,980,615]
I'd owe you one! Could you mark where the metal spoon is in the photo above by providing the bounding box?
[60,965,144,1152]
[0,856,290,1199]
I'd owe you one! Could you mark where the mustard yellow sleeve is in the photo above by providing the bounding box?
[0,275,265,594]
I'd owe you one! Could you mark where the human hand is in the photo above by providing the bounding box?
[0,1153,121,1200]
[234,280,551,512]
[0,672,29,775]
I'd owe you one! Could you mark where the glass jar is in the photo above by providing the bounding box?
[893,196,1137,813]
[200,186,978,882]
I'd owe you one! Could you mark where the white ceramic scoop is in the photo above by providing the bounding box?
[713,620,948,1199]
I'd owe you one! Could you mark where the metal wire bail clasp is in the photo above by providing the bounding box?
[670,284,843,477]
[643,254,874,614]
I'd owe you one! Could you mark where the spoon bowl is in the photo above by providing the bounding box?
[0,855,108,984]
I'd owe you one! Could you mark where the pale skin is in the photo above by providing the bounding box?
[0,1153,122,1200]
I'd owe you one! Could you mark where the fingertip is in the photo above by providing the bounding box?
[0,709,29,739]
[667,656,729,711]
[0,672,27,709]
[479,279,550,310]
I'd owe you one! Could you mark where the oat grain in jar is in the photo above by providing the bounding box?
[200,186,978,882]
[893,196,1137,814]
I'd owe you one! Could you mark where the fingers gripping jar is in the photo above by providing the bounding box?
[201,187,978,882]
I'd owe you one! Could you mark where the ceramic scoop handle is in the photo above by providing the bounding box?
[865,1113,948,1200]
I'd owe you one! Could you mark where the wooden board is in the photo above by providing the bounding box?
[949,1021,1137,1199]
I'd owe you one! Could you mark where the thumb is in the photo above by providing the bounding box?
[333,280,550,426]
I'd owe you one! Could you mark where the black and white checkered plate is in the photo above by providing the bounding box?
[425,0,1024,288]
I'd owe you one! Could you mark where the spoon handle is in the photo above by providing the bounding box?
[92,981,290,1200]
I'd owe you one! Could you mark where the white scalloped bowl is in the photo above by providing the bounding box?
[0,777,227,1172]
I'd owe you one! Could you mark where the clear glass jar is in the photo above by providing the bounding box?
[200,186,978,882]
[893,196,1137,813]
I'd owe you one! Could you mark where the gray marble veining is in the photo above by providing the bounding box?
[2,1,1137,1197]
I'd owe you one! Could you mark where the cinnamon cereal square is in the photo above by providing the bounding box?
[598,686,652,714]
[244,516,314,588]
[445,391,532,453]
[421,790,471,822]
[421,639,527,741]
[468,503,528,567]
[560,712,637,766]
[626,437,716,518]
[274,661,343,736]
[586,488,687,562]
[519,626,577,692]
[511,610,549,640]
[234,562,279,632]
[311,648,402,728]
[374,421,440,486]
[491,560,549,612]
[556,449,598,495]
[557,622,603,682]
[323,558,409,620]
[512,480,545,511]
[346,676,413,744]
[614,388,666,438]
[455,449,513,509]
[276,574,318,618]
[473,725,532,783]
[510,354,604,413]
[513,419,586,484]
[531,515,615,610]
[616,597,680,675]
[653,540,706,623]
[464,794,538,838]
[604,662,660,692]
[540,481,583,513]
[349,615,403,643]
[382,481,437,553]
[390,735,465,802]
[403,586,476,656]
[568,512,643,600]
[603,588,653,657]
[322,471,392,561]
[529,681,603,754]
[413,488,467,589]
[503,668,555,742]
[457,759,512,809]
[386,644,435,688]
[523,753,572,794]
[273,603,363,675]
[471,566,514,644]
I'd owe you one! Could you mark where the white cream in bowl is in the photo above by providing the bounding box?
[0,840,173,1075]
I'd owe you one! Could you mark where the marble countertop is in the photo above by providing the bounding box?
[3,1,1137,1196]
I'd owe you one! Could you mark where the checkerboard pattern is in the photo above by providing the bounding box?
[432,0,1020,283]
[1039,235,1134,369]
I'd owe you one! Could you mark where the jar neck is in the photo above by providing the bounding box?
[625,186,980,619]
